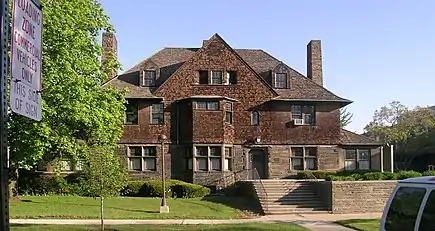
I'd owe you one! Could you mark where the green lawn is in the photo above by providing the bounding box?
[336,219,380,231]
[11,223,308,231]
[10,196,256,219]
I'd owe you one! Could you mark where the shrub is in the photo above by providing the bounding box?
[362,172,385,180]
[422,170,435,176]
[396,171,422,180]
[224,181,256,198]
[382,172,398,180]
[312,170,333,179]
[171,183,211,198]
[121,181,143,196]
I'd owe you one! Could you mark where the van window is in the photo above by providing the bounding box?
[418,189,435,231]
[384,186,426,231]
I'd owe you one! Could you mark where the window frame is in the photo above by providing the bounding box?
[195,101,219,111]
[191,145,233,172]
[274,73,288,88]
[344,148,371,170]
[290,147,317,170]
[127,146,157,171]
[198,70,209,84]
[251,111,260,126]
[224,147,233,171]
[151,103,164,125]
[227,71,237,85]
[211,71,223,85]
[142,70,157,87]
[291,105,316,125]
[124,100,139,125]
[225,102,233,124]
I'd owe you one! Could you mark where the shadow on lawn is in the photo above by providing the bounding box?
[201,196,262,215]
[18,199,159,214]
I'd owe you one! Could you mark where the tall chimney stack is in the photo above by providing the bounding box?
[307,40,323,86]
[101,31,118,79]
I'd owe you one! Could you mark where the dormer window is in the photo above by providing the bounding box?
[275,73,288,88]
[211,71,223,84]
[143,70,156,86]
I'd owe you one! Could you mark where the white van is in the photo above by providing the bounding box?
[379,176,435,231]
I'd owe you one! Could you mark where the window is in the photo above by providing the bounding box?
[291,147,317,170]
[59,159,73,171]
[419,189,435,231]
[151,103,164,125]
[226,102,233,124]
[291,105,315,125]
[195,101,219,110]
[275,73,287,88]
[125,100,138,125]
[211,71,223,84]
[224,147,232,171]
[227,71,237,84]
[128,146,157,171]
[251,111,260,125]
[142,70,156,86]
[345,149,370,170]
[199,70,209,84]
[185,147,193,170]
[384,187,426,231]
[194,146,230,171]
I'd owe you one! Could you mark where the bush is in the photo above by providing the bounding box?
[396,171,422,180]
[362,172,385,180]
[121,180,210,198]
[382,172,398,180]
[171,183,211,198]
[296,170,333,180]
[422,170,435,176]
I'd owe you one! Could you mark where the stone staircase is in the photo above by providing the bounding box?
[252,180,330,214]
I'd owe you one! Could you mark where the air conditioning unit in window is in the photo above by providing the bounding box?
[293,119,304,125]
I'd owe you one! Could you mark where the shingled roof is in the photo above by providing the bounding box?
[340,129,383,146]
[104,36,351,103]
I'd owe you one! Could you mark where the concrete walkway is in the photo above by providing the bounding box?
[10,213,382,231]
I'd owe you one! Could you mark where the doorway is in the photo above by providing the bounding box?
[248,149,268,179]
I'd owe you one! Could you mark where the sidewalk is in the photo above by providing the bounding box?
[10,213,381,230]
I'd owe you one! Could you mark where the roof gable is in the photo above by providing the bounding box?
[154,33,278,96]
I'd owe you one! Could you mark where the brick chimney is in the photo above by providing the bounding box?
[307,40,323,86]
[101,31,118,79]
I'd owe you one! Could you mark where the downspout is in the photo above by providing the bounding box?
[176,101,179,145]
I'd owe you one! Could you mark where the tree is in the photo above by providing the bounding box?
[7,0,125,194]
[340,107,353,128]
[81,145,127,231]
[364,101,435,169]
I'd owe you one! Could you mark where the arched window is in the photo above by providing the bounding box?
[251,111,260,125]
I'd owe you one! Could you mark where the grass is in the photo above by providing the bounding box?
[10,223,309,231]
[10,196,256,219]
[335,219,380,231]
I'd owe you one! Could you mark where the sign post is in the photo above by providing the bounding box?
[0,0,9,229]
[10,0,43,121]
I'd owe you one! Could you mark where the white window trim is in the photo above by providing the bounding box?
[142,70,157,86]
[345,148,371,170]
[211,70,223,85]
[191,144,233,172]
[274,73,288,88]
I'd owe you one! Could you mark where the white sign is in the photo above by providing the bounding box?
[10,80,42,121]
[10,0,43,121]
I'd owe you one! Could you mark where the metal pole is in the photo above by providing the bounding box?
[0,0,9,229]
[380,146,384,172]
[161,139,166,207]
[390,145,394,173]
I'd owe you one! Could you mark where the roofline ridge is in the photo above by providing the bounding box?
[122,47,168,74]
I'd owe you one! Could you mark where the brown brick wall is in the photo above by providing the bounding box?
[330,181,396,213]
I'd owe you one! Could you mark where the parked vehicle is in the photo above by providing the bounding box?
[380,176,435,231]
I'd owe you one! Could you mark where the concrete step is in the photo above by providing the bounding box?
[264,202,326,208]
[257,191,317,197]
[260,197,324,203]
[265,209,331,215]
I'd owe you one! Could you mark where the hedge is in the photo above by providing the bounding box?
[296,170,434,181]
[18,171,210,198]
[120,180,211,198]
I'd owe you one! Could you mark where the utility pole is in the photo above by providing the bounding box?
[0,0,9,229]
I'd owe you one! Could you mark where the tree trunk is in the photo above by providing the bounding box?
[100,196,104,231]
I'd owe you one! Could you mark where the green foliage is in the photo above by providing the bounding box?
[422,170,435,176]
[17,172,89,196]
[396,170,422,180]
[340,107,354,128]
[296,170,424,181]
[80,145,127,198]
[364,101,435,169]
[8,0,125,171]
[121,180,211,198]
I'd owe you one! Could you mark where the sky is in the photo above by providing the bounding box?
[99,0,435,133]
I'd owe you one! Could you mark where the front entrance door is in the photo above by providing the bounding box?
[248,149,267,179]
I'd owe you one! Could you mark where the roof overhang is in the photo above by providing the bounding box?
[340,143,384,146]
[178,95,239,102]
[270,97,353,107]
[126,96,164,100]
